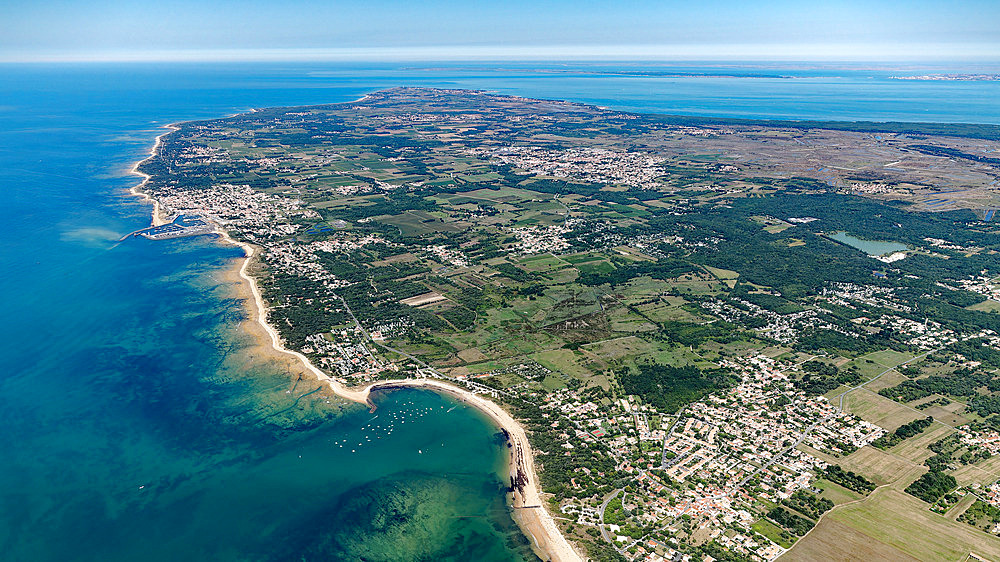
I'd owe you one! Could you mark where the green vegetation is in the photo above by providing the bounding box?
[923,433,991,472]
[822,465,876,494]
[959,500,1000,532]
[795,361,862,396]
[880,366,1000,404]
[140,87,1000,561]
[871,416,934,450]
[751,519,796,549]
[782,490,835,520]
[618,364,733,413]
[904,471,958,504]
[767,506,815,536]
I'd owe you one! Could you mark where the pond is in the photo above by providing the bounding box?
[827,231,910,256]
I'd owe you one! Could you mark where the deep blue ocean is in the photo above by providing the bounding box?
[0,61,998,561]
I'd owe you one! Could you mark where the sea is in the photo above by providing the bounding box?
[1,61,998,561]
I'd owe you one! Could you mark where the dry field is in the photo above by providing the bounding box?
[889,424,956,464]
[845,388,923,431]
[783,488,1000,561]
[838,446,924,486]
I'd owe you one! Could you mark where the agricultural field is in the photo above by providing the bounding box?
[142,87,1000,561]
[796,488,1000,561]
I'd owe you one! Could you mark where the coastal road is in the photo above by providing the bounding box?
[598,489,624,544]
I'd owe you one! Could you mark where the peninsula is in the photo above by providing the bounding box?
[134,88,1000,562]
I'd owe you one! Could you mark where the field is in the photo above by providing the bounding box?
[837,445,923,486]
[751,518,796,549]
[785,487,1000,561]
[919,401,972,427]
[889,424,955,464]
[146,87,1000,562]
[952,455,1000,487]
[844,389,924,431]
[811,478,862,505]
[863,369,907,393]
[967,299,1000,313]
[780,517,920,562]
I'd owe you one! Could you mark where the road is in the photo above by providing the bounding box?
[737,347,943,491]
[661,407,685,468]
[598,489,624,545]
[335,293,513,398]
[835,348,940,411]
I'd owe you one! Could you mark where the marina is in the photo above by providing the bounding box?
[120,215,215,241]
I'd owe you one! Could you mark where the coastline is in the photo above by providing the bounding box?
[129,127,584,562]
[361,378,584,562]
[217,232,584,562]
[128,124,179,227]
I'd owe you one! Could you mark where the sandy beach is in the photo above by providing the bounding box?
[131,126,584,562]
[220,235,584,562]
[360,378,584,562]
[128,123,178,227]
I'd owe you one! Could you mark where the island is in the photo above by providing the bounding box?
[134,88,1000,561]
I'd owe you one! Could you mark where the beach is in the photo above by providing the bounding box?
[361,378,584,562]
[128,124,179,227]
[221,235,584,562]
[130,132,584,562]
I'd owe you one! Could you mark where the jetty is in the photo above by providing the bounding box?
[119,215,215,241]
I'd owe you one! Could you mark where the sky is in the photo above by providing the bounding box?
[2,0,999,62]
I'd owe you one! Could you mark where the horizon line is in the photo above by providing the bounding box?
[3,43,1000,64]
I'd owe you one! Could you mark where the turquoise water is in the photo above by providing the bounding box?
[827,231,910,256]
[0,62,998,560]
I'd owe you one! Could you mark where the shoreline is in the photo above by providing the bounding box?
[217,231,583,562]
[358,378,582,562]
[129,125,583,562]
[128,123,179,227]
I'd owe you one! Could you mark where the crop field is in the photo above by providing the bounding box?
[618,277,675,304]
[965,298,1000,313]
[952,455,1000,486]
[378,210,466,235]
[838,446,923,486]
[752,519,796,549]
[863,369,907,392]
[812,478,863,505]
[582,336,654,362]
[889,424,955,464]
[824,488,1000,561]
[845,389,924,431]
[531,348,598,381]
[780,517,920,562]
[945,493,977,521]
[517,254,568,272]
[606,308,658,333]
[919,403,971,427]
[637,300,704,323]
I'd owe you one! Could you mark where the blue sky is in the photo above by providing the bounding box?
[2,0,999,62]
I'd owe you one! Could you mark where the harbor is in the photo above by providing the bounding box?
[120,215,215,241]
